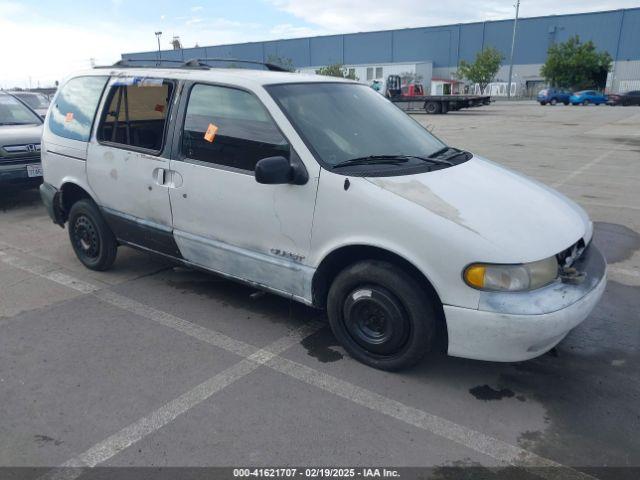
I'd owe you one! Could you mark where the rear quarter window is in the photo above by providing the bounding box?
[49,76,108,142]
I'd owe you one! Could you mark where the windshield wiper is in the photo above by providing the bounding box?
[331,151,468,170]
[332,155,410,169]
[0,122,28,126]
[405,155,454,166]
[426,147,470,163]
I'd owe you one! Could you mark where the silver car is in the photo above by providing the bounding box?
[0,92,43,188]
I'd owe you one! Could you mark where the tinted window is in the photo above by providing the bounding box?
[267,83,445,167]
[97,79,173,152]
[181,84,288,171]
[0,94,42,125]
[49,76,108,142]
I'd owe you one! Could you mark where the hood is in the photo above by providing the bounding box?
[366,156,590,263]
[0,124,43,155]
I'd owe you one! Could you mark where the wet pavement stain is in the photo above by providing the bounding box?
[469,384,515,401]
[517,430,543,450]
[495,280,640,467]
[300,326,344,363]
[430,461,539,480]
[164,273,316,325]
[592,222,640,264]
[34,435,63,446]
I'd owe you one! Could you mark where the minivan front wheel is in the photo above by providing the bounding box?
[68,199,117,271]
[327,260,436,370]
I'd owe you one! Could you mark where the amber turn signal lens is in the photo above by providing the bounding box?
[464,265,486,288]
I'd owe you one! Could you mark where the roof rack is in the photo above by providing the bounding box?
[97,57,292,72]
[182,58,291,72]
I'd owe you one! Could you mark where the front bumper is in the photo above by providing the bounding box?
[445,245,607,362]
[0,163,42,186]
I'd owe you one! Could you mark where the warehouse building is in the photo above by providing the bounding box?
[123,7,640,96]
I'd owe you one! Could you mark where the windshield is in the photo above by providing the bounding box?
[14,92,50,109]
[0,94,42,125]
[267,83,446,168]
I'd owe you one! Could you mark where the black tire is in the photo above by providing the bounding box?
[425,101,441,114]
[550,98,557,105]
[327,260,437,371]
[563,101,569,105]
[68,199,117,271]
[540,101,547,106]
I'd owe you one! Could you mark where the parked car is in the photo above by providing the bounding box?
[569,90,608,105]
[607,90,640,106]
[40,64,606,370]
[0,92,44,188]
[537,88,571,105]
[8,91,51,118]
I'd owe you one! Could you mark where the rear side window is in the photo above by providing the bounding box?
[97,79,173,153]
[181,84,289,171]
[49,76,108,142]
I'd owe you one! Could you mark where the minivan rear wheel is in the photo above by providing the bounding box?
[327,260,436,370]
[68,199,117,271]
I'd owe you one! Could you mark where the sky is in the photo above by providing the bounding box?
[1,0,638,88]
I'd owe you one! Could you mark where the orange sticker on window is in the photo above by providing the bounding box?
[65,112,74,122]
[204,123,218,143]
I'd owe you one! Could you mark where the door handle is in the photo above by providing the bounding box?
[153,168,183,188]
[155,168,166,185]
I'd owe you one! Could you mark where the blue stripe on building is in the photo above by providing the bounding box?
[123,8,640,68]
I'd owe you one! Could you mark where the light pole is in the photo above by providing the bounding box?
[155,31,163,66]
[506,0,520,100]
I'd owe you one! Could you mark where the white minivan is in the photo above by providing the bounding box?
[40,61,606,370]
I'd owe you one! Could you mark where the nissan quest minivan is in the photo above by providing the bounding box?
[40,61,607,370]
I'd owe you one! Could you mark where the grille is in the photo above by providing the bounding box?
[0,154,40,165]
[2,143,41,154]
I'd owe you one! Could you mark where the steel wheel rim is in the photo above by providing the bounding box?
[343,286,410,356]
[72,215,100,260]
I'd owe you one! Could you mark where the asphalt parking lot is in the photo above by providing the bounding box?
[1,102,639,479]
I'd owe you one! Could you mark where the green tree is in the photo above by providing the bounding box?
[541,36,612,90]
[316,64,358,80]
[266,54,295,72]
[457,47,504,93]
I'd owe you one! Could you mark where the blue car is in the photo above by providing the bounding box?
[569,90,608,105]
[537,88,571,105]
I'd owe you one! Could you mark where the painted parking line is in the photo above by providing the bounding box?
[0,250,100,294]
[609,266,640,279]
[40,322,322,480]
[1,248,596,480]
[551,141,630,189]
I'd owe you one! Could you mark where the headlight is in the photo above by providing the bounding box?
[464,257,558,292]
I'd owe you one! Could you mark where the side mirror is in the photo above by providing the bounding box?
[255,155,308,185]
